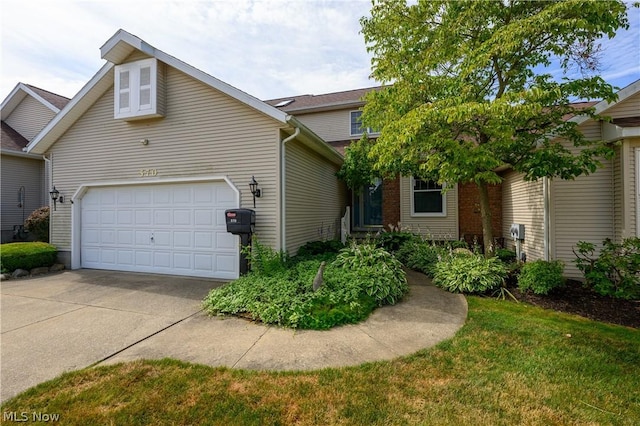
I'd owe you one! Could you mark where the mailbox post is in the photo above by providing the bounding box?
[225,208,256,275]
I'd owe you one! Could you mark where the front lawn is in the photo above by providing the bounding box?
[3,298,638,425]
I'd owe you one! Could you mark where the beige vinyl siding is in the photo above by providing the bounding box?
[501,171,545,261]
[285,138,347,254]
[624,139,640,238]
[606,92,640,119]
[296,109,358,142]
[48,64,282,250]
[1,155,45,241]
[613,144,624,241]
[550,121,614,278]
[399,176,458,240]
[5,96,56,141]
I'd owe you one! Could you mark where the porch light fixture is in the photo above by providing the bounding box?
[49,186,63,211]
[249,176,261,208]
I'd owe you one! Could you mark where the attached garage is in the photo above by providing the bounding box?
[73,178,240,279]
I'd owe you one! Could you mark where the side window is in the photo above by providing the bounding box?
[412,177,446,216]
[350,111,378,136]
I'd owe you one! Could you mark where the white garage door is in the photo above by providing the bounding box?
[80,181,239,279]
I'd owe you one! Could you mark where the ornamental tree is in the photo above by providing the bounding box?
[356,0,629,254]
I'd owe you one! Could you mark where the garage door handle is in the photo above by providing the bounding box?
[150,234,154,241]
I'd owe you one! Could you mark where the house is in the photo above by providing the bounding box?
[25,29,346,279]
[266,89,503,245]
[501,79,640,278]
[269,80,639,279]
[1,83,70,242]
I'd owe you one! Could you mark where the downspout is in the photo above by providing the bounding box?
[43,154,52,243]
[543,176,550,261]
[280,126,300,252]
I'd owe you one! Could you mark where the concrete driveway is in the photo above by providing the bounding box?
[1,270,218,403]
[1,268,467,404]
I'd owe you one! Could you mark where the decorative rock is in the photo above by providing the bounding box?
[30,267,50,276]
[313,261,326,292]
[49,263,65,272]
[0,274,9,281]
[11,269,29,278]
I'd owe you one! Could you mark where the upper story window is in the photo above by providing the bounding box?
[411,177,446,216]
[114,58,164,120]
[350,110,378,136]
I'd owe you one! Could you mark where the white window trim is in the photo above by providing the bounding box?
[349,110,379,137]
[410,176,447,217]
[114,58,159,120]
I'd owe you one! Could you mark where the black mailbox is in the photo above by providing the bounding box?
[225,209,255,234]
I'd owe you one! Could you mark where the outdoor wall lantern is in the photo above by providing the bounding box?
[49,186,63,211]
[249,176,261,207]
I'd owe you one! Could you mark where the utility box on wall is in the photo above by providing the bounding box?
[510,223,525,240]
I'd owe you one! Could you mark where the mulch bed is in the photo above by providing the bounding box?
[509,280,640,329]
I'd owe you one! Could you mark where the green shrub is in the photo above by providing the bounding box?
[375,231,419,253]
[574,238,640,300]
[433,255,507,294]
[517,260,565,295]
[396,240,448,277]
[1,242,57,272]
[24,206,50,242]
[496,248,517,264]
[204,242,409,329]
[296,240,345,258]
[333,242,408,305]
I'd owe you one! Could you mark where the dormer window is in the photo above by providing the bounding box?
[114,58,164,120]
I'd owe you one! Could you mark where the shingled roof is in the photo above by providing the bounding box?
[1,121,29,151]
[265,86,384,114]
[26,84,70,110]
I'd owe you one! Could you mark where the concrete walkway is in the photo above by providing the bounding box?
[0,269,467,402]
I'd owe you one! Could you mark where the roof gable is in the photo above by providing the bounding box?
[27,29,293,155]
[1,82,69,121]
[1,121,29,151]
[572,79,640,124]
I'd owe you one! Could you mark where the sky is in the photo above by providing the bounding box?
[1,0,639,102]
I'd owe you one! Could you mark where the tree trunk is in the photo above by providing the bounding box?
[477,181,494,257]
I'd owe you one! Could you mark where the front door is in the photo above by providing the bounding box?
[353,179,383,229]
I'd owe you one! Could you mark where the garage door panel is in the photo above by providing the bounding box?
[173,253,191,269]
[135,251,153,267]
[154,210,171,225]
[217,232,237,250]
[100,190,116,205]
[194,254,213,270]
[217,254,237,272]
[195,232,213,249]
[117,210,133,225]
[217,186,236,204]
[173,231,191,248]
[117,230,134,245]
[81,181,239,279]
[194,209,213,226]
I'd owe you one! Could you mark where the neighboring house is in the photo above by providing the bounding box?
[0,83,70,242]
[266,89,503,244]
[25,29,346,279]
[502,79,640,278]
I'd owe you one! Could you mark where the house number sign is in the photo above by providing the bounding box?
[139,169,158,177]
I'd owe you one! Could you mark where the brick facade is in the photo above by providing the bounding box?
[382,176,401,231]
[457,182,503,245]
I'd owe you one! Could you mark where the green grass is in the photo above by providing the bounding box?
[3,298,639,425]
